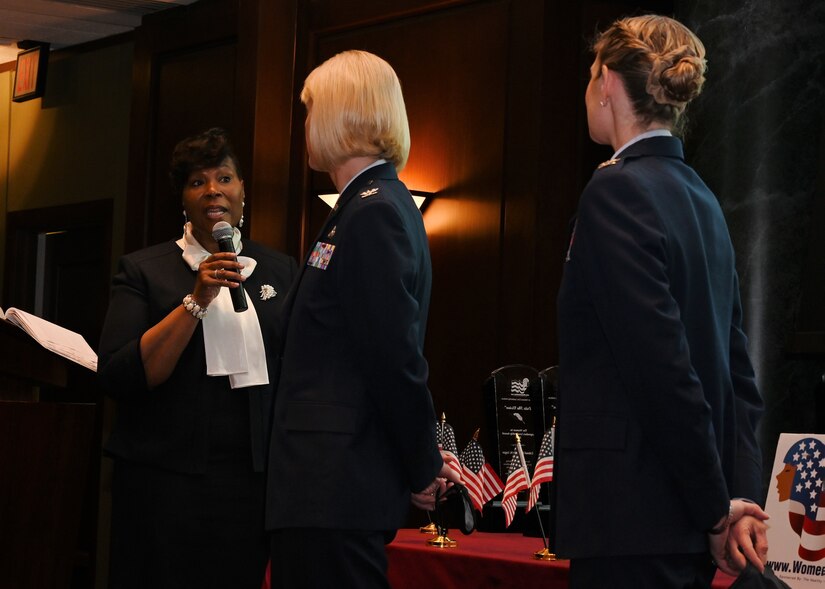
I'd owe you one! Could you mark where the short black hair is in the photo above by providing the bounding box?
[169,128,243,195]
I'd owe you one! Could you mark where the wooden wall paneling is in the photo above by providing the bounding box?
[0,402,96,589]
[125,0,302,254]
[290,0,678,444]
[3,199,113,350]
[150,42,238,244]
[284,0,316,260]
[298,0,512,443]
[237,0,299,252]
[124,19,154,252]
[531,0,676,368]
[532,5,591,369]
[307,0,471,32]
[4,200,112,579]
[497,0,546,369]
[124,0,240,253]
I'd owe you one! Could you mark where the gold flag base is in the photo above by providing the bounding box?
[427,535,457,548]
[533,548,558,561]
[419,523,437,534]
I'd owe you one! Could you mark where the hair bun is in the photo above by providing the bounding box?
[646,48,707,109]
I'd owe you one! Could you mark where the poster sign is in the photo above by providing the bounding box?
[765,433,825,586]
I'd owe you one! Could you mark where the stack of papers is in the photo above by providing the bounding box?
[1,306,97,372]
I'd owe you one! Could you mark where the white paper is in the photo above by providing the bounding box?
[1,306,97,372]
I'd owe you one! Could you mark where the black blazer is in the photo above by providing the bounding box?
[266,163,442,532]
[98,239,297,473]
[554,137,763,558]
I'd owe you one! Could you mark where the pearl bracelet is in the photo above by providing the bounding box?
[182,294,207,320]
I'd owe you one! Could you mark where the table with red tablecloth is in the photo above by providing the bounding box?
[386,528,738,589]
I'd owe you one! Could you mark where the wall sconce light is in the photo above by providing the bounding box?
[319,191,433,210]
[318,194,340,208]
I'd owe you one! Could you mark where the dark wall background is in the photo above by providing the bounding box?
[675,0,825,493]
[122,0,825,503]
[5,0,823,585]
[0,0,819,585]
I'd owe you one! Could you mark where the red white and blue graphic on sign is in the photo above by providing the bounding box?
[779,437,825,561]
[764,433,825,586]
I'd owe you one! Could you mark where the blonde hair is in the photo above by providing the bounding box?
[594,15,707,133]
[300,50,410,172]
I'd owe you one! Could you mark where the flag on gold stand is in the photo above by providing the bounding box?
[436,413,462,483]
[459,429,503,513]
[526,427,554,513]
[501,451,529,528]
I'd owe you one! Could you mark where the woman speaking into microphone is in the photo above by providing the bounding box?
[98,128,296,589]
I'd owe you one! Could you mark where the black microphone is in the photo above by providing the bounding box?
[211,221,248,312]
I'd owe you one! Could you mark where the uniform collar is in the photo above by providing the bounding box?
[618,134,684,160]
[597,135,684,170]
[612,129,672,159]
[333,161,398,213]
[338,158,387,195]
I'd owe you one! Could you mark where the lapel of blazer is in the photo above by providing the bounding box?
[239,242,267,317]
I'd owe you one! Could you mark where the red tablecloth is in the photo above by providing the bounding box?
[261,529,739,588]
[386,528,738,589]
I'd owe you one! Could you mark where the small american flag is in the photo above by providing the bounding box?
[436,416,462,483]
[459,432,502,512]
[482,462,504,506]
[501,452,529,528]
[526,427,554,512]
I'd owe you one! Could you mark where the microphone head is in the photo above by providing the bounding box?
[212,221,234,242]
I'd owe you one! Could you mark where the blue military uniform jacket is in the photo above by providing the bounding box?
[266,162,442,532]
[554,136,764,558]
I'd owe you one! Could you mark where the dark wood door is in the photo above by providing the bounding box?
[2,199,111,588]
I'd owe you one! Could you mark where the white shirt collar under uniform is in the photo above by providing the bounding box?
[339,158,388,195]
[612,129,672,159]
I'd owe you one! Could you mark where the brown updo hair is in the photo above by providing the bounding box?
[593,15,707,134]
[169,128,243,196]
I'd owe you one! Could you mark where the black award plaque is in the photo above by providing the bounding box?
[482,364,541,480]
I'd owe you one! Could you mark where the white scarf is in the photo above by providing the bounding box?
[176,223,269,389]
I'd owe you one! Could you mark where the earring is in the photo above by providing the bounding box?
[599,100,608,107]
[239,215,244,228]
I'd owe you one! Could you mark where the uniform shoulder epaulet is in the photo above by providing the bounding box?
[359,179,380,199]
[596,158,621,170]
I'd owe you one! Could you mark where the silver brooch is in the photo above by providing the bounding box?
[259,285,277,300]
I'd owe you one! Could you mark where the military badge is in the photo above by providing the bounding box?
[360,187,379,198]
[597,158,620,170]
[308,241,336,270]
